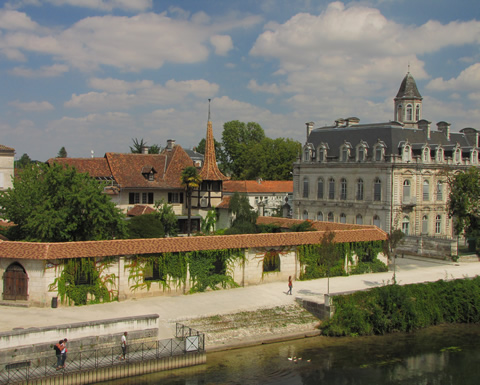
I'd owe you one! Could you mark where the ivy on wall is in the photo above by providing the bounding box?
[48,257,117,306]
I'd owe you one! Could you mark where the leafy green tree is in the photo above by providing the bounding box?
[222,121,265,178]
[127,214,165,239]
[201,209,217,234]
[130,138,161,154]
[180,166,202,236]
[154,199,178,237]
[447,167,480,251]
[225,192,258,234]
[15,153,33,169]
[0,163,127,242]
[319,231,341,294]
[57,147,67,158]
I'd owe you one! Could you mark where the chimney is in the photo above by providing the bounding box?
[418,119,431,139]
[345,117,360,127]
[306,122,314,138]
[335,118,345,127]
[437,122,451,141]
[166,139,176,150]
[141,145,149,154]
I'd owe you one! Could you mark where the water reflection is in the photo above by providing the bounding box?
[100,324,480,385]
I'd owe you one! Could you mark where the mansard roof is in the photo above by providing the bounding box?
[307,121,476,158]
[395,72,422,100]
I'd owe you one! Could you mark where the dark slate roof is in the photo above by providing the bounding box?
[307,122,475,158]
[396,72,422,100]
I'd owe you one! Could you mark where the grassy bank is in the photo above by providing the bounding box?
[321,277,480,337]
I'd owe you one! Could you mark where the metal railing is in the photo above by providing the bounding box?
[0,324,204,385]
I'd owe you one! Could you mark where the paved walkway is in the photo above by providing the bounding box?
[1,256,479,339]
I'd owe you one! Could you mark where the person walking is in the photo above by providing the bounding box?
[61,338,68,368]
[54,340,64,370]
[287,276,293,295]
[120,332,127,360]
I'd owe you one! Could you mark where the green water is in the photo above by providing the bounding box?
[101,323,480,384]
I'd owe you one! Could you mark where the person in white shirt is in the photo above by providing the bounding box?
[120,332,127,360]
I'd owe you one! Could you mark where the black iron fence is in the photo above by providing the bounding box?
[0,324,204,385]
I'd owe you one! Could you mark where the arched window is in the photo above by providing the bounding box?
[356,214,363,225]
[406,104,413,121]
[2,262,28,301]
[436,181,443,201]
[373,215,380,228]
[356,179,364,200]
[304,148,310,162]
[317,178,324,199]
[436,148,444,163]
[303,177,309,198]
[422,215,428,234]
[423,147,430,163]
[318,146,326,162]
[317,211,324,221]
[435,215,442,234]
[327,212,334,222]
[303,210,308,220]
[374,178,381,201]
[403,145,411,162]
[340,213,346,223]
[423,180,429,201]
[375,146,384,161]
[340,178,347,200]
[402,216,410,235]
[341,147,349,162]
[356,143,367,162]
[403,179,411,199]
[415,104,420,121]
[455,149,461,163]
[328,178,335,199]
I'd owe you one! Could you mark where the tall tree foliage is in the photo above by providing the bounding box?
[225,192,258,234]
[130,138,161,154]
[180,166,202,236]
[154,199,178,237]
[57,147,67,158]
[15,153,33,169]
[0,163,127,242]
[447,167,480,250]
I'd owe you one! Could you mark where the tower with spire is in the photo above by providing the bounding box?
[394,71,422,128]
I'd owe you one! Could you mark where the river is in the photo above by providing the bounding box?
[100,323,480,384]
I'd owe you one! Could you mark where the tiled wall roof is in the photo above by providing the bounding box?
[256,216,370,231]
[0,227,386,261]
[224,180,293,193]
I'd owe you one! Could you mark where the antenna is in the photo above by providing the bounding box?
[208,98,211,121]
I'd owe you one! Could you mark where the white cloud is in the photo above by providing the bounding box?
[11,64,68,77]
[210,34,233,56]
[247,79,281,95]
[45,0,152,12]
[9,100,54,111]
[426,63,480,91]
[0,9,39,31]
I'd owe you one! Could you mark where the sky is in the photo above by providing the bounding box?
[1,0,479,162]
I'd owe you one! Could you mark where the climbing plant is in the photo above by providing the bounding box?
[48,257,117,306]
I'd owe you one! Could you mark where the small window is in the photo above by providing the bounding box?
[129,192,140,204]
[373,215,380,228]
[423,148,430,162]
[423,180,429,201]
[422,215,428,234]
[406,104,413,121]
[317,211,324,221]
[168,192,184,204]
[340,178,347,200]
[356,179,364,200]
[327,212,334,222]
[437,148,444,163]
[318,148,325,162]
[328,178,335,199]
[375,147,383,161]
[436,182,443,201]
[374,178,381,202]
[341,148,349,162]
[358,147,365,162]
[317,178,324,199]
[403,180,411,199]
[340,213,346,223]
[144,260,166,282]
[303,178,309,198]
[415,104,420,121]
[435,215,442,234]
[402,216,410,235]
[356,214,363,225]
[304,148,310,162]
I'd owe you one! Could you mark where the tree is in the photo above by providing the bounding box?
[130,138,161,154]
[127,214,164,239]
[447,167,480,251]
[225,192,258,234]
[201,209,217,234]
[0,163,127,242]
[15,153,33,169]
[319,231,341,294]
[57,147,67,158]
[180,166,202,236]
[154,199,178,237]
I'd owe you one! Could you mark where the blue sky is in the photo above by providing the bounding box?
[1,0,479,161]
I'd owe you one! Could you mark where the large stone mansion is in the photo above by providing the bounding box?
[293,72,480,258]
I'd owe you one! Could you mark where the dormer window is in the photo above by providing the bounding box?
[141,166,156,181]
[436,147,444,163]
[471,150,478,164]
[422,146,431,163]
[402,144,412,162]
[340,142,352,162]
[356,141,368,162]
[374,140,386,162]
[454,146,462,164]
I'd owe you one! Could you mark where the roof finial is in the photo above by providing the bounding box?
[208,98,211,121]
[407,62,410,74]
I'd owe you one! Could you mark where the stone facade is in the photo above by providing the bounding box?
[0,144,14,192]
[294,73,480,259]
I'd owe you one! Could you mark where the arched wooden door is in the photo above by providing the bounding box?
[2,262,29,300]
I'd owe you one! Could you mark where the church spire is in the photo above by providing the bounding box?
[199,100,229,181]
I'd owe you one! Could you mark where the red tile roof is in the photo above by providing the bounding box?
[224,180,293,193]
[0,227,387,261]
[47,157,112,178]
[256,216,373,231]
[199,120,228,181]
[217,196,231,209]
[127,205,156,216]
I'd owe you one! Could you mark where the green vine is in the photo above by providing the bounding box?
[48,257,117,306]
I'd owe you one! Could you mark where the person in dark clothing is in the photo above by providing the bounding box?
[54,340,64,370]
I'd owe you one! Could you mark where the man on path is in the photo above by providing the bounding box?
[61,338,68,368]
[120,332,127,360]
[54,340,64,370]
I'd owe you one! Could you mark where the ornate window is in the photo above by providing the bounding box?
[328,178,335,200]
[422,215,428,234]
[436,148,444,163]
[356,214,363,225]
[356,179,364,200]
[423,180,430,201]
[435,215,442,234]
[406,104,413,121]
[403,179,411,199]
[303,147,310,162]
[340,178,347,200]
[436,181,443,201]
[374,140,386,162]
[402,144,412,162]
[303,177,309,198]
[356,141,368,162]
[397,104,403,121]
[340,213,346,223]
[373,215,380,228]
[415,104,420,121]
[317,211,324,221]
[455,148,462,163]
[374,178,382,202]
[423,147,430,163]
[327,212,334,222]
[402,216,410,235]
[317,145,327,163]
[317,178,324,199]
[340,142,352,162]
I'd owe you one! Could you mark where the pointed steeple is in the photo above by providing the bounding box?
[199,99,229,181]
[394,72,423,127]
